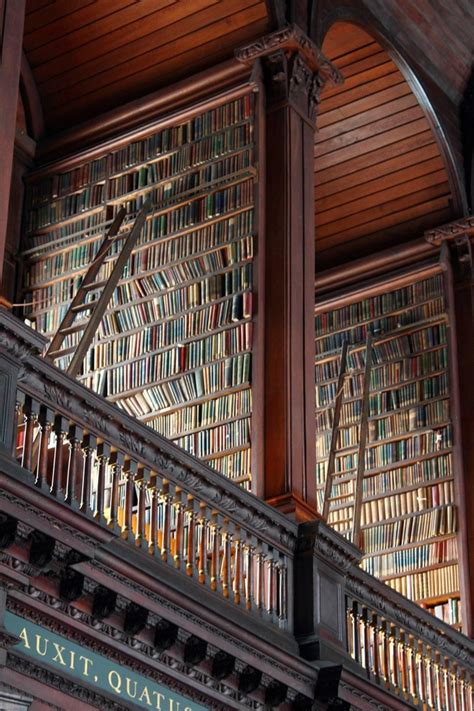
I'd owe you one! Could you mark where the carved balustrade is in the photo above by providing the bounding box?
[0,308,295,632]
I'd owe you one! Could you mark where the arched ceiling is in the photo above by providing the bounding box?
[314,22,458,271]
[24,0,269,132]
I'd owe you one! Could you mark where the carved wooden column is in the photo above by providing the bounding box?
[425,220,474,638]
[0,0,27,302]
[236,26,341,520]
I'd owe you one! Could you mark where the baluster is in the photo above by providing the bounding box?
[173,489,184,569]
[244,537,254,611]
[35,406,53,488]
[147,474,158,554]
[94,442,110,521]
[399,630,409,700]
[417,642,427,708]
[185,498,197,577]
[444,660,453,711]
[426,646,435,710]
[351,601,360,665]
[121,459,136,538]
[382,620,391,688]
[277,558,287,624]
[135,466,148,546]
[65,424,83,505]
[435,653,444,711]
[220,520,232,599]
[407,636,418,704]
[80,433,97,514]
[50,415,68,498]
[107,451,124,528]
[15,391,25,460]
[232,527,242,605]
[210,514,220,593]
[197,505,208,585]
[361,607,370,674]
[21,398,40,472]
[160,483,171,562]
[254,544,264,612]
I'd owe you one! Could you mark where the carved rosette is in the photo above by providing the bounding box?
[236,24,342,125]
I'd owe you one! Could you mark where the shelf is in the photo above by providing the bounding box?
[361,532,458,559]
[138,383,252,423]
[376,560,459,582]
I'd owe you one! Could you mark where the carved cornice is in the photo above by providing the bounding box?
[425,216,474,245]
[235,25,342,124]
[345,571,474,668]
[0,312,298,557]
[297,519,362,569]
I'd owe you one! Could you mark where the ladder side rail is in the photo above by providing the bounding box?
[66,198,152,378]
[352,332,373,548]
[322,339,349,520]
[45,207,127,357]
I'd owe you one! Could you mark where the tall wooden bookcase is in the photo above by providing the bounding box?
[315,261,465,628]
[21,87,262,492]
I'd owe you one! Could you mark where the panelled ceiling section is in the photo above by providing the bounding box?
[315,22,456,270]
[24,0,269,132]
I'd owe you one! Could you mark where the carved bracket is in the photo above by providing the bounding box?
[235,24,342,124]
[424,218,473,282]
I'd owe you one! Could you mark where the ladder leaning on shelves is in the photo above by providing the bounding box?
[321,332,373,549]
[45,198,152,377]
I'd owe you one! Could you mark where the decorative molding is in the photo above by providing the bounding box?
[424,218,473,280]
[424,216,474,244]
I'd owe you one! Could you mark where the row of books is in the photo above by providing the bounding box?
[206,447,252,481]
[386,563,459,601]
[101,292,251,345]
[108,147,252,201]
[359,504,457,553]
[316,365,448,409]
[27,184,105,232]
[173,416,250,458]
[28,156,108,207]
[315,345,447,387]
[24,211,109,250]
[315,275,444,336]
[426,597,461,625]
[315,314,447,360]
[359,479,454,525]
[316,299,445,350]
[85,322,252,377]
[366,425,452,469]
[368,399,449,441]
[107,96,253,174]
[111,123,253,183]
[362,538,458,578]
[148,389,252,439]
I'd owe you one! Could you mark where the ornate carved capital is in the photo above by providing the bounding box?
[236,24,342,124]
[424,218,473,282]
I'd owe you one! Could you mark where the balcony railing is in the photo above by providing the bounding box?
[0,307,473,709]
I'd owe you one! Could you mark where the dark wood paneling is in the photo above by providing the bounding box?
[24,0,269,131]
[314,22,455,269]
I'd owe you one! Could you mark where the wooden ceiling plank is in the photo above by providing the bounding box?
[315,170,449,226]
[315,105,425,158]
[322,57,395,99]
[337,48,388,78]
[24,0,97,38]
[26,0,54,15]
[315,130,434,184]
[47,13,267,127]
[322,22,375,60]
[315,207,453,267]
[317,81,411,127]
[314,117,429,171]
[30,0,192,72]
[316,93,418,142]
[24,0,135,49]
[330,41,380,71]
[316,191,451,245]
[315,155,446,211]
[42,0,260,100]
[320,69,403,113]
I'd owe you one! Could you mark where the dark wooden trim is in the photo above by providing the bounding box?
[20,52,44,141]
[36,59,251,165]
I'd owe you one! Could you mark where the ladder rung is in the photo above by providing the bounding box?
[71,301,98,313]
[48,345,76,359]
[59,322,88,336]
[83,280,106,291]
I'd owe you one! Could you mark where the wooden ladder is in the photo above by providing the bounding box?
[321,332,373,548]
[45,197,152,378]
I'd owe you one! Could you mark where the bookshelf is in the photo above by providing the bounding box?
[22,91,258,491]
[315,266,462,626]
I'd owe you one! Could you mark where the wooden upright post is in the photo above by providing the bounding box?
[0,0,26,301]
[237,27,342,520]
